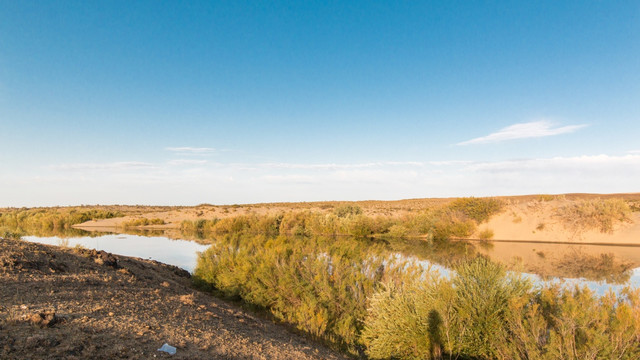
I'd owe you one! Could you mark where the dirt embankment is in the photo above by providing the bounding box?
[0,238,348,360]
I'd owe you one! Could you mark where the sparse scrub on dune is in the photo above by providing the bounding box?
[628,201,640,212]
[537,194,557,202]
[556,198,632,234]
[448,197,504,223]
[121,217,165,228]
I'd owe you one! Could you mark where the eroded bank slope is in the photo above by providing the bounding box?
[0,238,348,360]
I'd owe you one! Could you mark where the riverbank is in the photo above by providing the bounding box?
[70,193,640,245]
[0,237,347,359]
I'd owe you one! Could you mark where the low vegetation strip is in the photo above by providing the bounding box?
[0,207,124,235]
[181,197,504,240]
[120,217,166,228]
[194,233,640,359]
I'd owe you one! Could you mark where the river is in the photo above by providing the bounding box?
[22,230,640,295]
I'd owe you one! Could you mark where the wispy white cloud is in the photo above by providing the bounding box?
[427,160,473,166]
[457,120,587,145]
[8,153,638,207]
[466,154,640,173]
[166,147,216,154]
[259,161,425,170]
[50,161,155,171]
[167,159,208,166]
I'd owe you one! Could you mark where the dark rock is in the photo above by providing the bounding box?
[88,249,119,268]
[29,311,59,328]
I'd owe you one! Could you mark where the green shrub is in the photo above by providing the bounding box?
[478,229,494,240]
[450,257,531,358]
[448,197,503,223]
[387,224,409,239]
[193,234,399,354]
[0,227,23,239]
[361,274,446,359]
[363,257,640,360]
[333,204,363,218]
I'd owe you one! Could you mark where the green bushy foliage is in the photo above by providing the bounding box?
[363,257,640,360]
[361,271,448,360]
[333,204,363,218]
[121,217,165,227]
[0,208,124,234]
[194,234,409,354]
[448,197,504,223]
[478,228,494,240]
[450,257,531,358]
[0,226,23,239]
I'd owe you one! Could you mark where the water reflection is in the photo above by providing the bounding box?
[12,222,640,291]
[23,234,210,273]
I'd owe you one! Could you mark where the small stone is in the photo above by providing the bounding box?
[29,311,58,328]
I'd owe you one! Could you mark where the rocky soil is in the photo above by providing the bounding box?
[0,237,349,359]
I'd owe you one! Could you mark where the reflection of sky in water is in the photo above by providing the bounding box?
[521,269,640,297]
[406,255,640,297]
[24,235,210,273]
[23,235,640,295]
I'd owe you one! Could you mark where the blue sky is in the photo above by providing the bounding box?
[1,1,639,206]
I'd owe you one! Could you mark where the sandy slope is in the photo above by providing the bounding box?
[476,199,640,245]
[0,238,348,360]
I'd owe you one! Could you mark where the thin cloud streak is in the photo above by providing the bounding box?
[9,153,636,207]
[457,120,587,145]
[50,161,155,171]
[168,159,208,166]
[166,147,217,154]
[466,154,640,173]
[260,161,426,170]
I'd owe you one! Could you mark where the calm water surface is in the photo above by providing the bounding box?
[24,234,210,273]
[23,232,640,295]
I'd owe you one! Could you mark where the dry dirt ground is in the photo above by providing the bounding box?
[0,238,349,360]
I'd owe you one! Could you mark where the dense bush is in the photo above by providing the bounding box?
[0,226,23,239]
[333,204,363,217]
[448,197,504,223]
[194,234,402,354]
[0,208,124,233]
[363,257,640,359]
